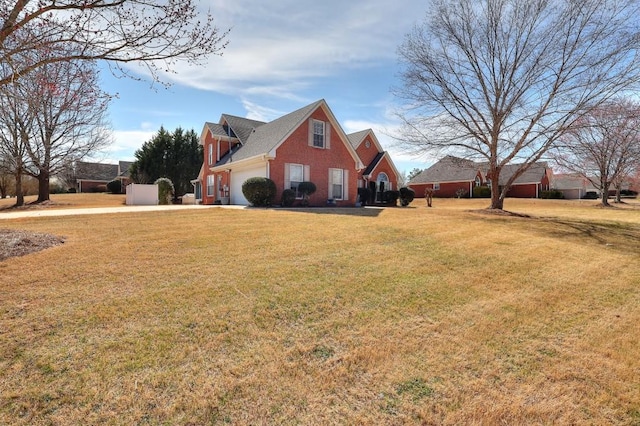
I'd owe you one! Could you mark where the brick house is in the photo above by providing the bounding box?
[75,161,132,193]
[408,155,551,198]
[194,99,400,206]
[347,129,400,203]
[408,156,484,198]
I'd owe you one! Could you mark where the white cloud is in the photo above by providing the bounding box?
[129,0,424,100]
[93,129,156,161]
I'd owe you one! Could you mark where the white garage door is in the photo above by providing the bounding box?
[230,165,268,205]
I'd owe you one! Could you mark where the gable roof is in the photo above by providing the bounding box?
[347,129,400,180]
[221,115,266,144]
[552,173,587,190]
[118,161,134,178]
[362,152,386,176]
[347,129,372,150]
[210,100,364,169]
[75,161,119,181]
[493,162,549,185]
[409,156,480,184]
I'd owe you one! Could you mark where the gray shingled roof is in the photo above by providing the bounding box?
[347,129,370,149]
[118,161,133,178]
[204,122,231,139]
[216,100,324,165]
[75,161,119,181]
[222,115,267,144]
[409,156,479,184]
[495,162,548,185]
[410,156,549,185]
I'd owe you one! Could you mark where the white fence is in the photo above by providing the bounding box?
[126,184,158,205]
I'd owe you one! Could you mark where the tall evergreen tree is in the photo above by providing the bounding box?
[130,127,203,198]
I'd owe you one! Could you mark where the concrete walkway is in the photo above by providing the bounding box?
[0,203,247,220]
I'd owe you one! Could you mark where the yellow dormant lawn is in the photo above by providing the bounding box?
[0,193,127,210]
[1,196,639,424]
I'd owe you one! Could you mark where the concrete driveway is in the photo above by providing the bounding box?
[0,203,246,220]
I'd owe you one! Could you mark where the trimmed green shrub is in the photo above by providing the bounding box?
[357,187,371,206]
[281,189,296,207]
[540,189,564,199]
[399,187,415,206]
[620,189,638,197]
[90,184,107,193]
[106,179,122,194]
[242,177,277,207]
[298,181,316,206]
[155,177,174,205]
[383,190,400,206]
[473,185,491,198]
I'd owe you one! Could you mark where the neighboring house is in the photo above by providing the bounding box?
[195,99,399,206]
[498,162,552,198]
[347,129,400,203]
[116,161,134,189]
[551,173,594,199]
[75,161,119,193]
[408,156,484,198]
[408,155,552,198]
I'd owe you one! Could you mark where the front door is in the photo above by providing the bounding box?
[376,172,389,202]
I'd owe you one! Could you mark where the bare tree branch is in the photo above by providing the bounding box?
[552,99,640,206]
[395,0,640,209]
[0,0,229,86]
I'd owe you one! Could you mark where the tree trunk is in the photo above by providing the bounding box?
[488,166,504,210]
[37,170,50,202]
[615,185,622,203]
[489,187,504,210]
[14,171,24,207]
[600,184,611,206]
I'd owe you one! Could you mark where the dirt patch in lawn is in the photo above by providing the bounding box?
[0,229,65,261]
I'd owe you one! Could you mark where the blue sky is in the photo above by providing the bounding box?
[98,0,435,175]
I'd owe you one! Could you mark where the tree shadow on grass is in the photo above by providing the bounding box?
[471,212,640,256]
[274,206,384,217]
[534,218,640,256]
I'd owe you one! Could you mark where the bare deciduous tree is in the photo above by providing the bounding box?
[0,65,30,206]
[23,57,112,202]
[0,0,229,87]
[395,0,640,210]
[0,47,112,203]
[552,100,640,206]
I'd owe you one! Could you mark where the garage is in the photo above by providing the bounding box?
[229,164,268,205]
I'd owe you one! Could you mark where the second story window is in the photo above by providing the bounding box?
[313,120,325,148]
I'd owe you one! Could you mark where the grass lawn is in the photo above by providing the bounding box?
[0,193,127,210]
[1,196,639,424]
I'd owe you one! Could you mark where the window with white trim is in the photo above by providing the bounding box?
[208,144,213,165]
[289,163,304,198]
[433,182,440,190]
[206,175,214,196]
[330,168,344,200]
[313,120,325,148]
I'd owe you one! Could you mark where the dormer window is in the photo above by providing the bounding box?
[308,118,331,149]
[313,120,325,148]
